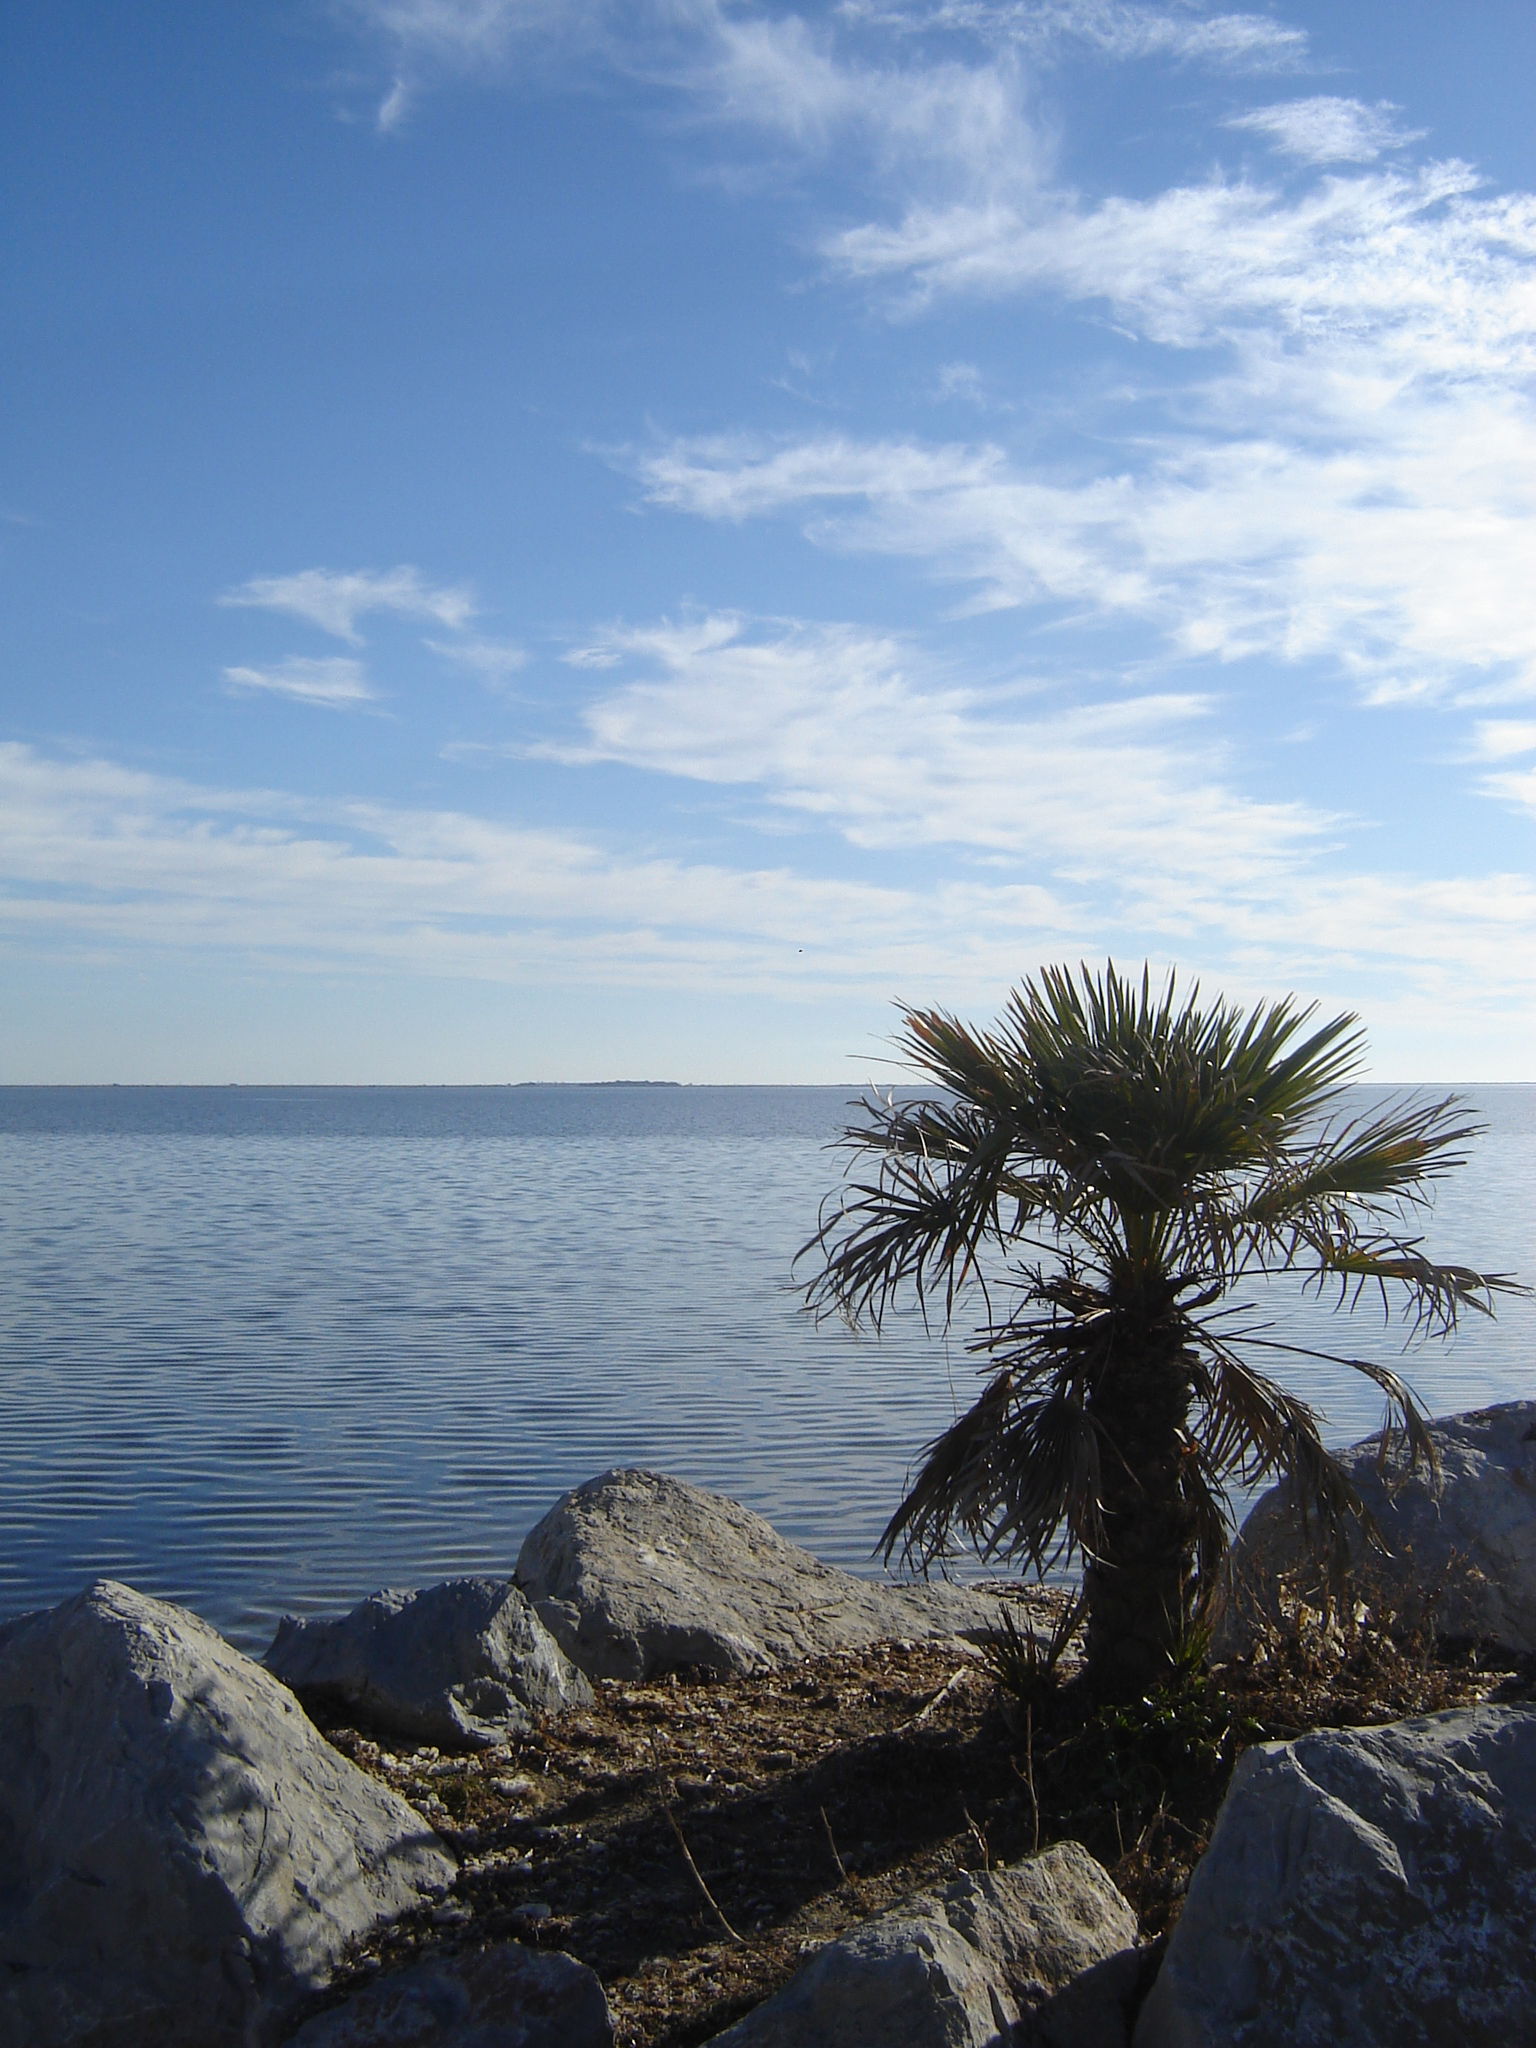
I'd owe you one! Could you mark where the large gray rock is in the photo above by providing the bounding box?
[0,1580,455,2048]
[516,1468,1027,1680]
[707,1843,1138,2048]
[287,1942,613,2047]
[265,1578,593,1749]
[1135,1705,1536,2048]
[1217,1401,1536,1655]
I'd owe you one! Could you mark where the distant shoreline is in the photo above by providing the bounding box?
[510,1079,683,1088]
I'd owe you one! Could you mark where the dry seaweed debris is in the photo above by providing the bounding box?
[295,1618,1528,2048]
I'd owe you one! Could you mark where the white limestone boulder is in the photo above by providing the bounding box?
[1135,1705,1536,2048]
[265,1578,592,1749]
[515,1468,1027,1680]
[287,1941,613,2046]
[705,1842,1138,2048]
[1217,1401,1536,1655]
[0,1580,455,2048]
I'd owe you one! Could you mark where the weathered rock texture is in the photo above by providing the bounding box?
[0,1579,455,2048]
[287,1942,613,2047]
[265,1577,592,1749]
[1217,1401,1536,1655]
[706,1842,1137,2048]
[1135,1705,1536,2048]
[515,1468,1023,1680]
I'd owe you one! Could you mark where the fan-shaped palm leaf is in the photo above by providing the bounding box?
[802,962,1523,1695]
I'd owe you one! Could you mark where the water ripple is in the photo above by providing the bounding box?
[1,1085,1532,1651]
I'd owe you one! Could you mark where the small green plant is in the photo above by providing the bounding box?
[978,1596,1083,1713]
[1045,1669,1260,1848]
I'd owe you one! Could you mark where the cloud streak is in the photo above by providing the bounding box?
[551,612,1323,883]
[221,656,379,707]
[842,1,1309,71]
[7,728,1535,1052]
[0,742,1088,999]
[1227,96,1422,165]
[220,566,477,643]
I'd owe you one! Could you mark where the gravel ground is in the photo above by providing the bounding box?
[286,1610,1521,2047]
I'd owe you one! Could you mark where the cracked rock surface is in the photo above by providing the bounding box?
[1136,1704,1536,2048]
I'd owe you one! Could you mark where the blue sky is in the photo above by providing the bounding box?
[5,0,1536,1081]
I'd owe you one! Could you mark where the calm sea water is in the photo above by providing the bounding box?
[2,1084,1532,1652]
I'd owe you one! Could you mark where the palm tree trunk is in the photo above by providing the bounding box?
[1082,1343,1196,1696]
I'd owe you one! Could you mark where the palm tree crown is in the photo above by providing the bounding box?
[805,963,1517,1695]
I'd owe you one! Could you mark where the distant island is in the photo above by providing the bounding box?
[510,1079,684,1088]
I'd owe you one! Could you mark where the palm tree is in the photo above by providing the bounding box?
[804,963,1517,1697]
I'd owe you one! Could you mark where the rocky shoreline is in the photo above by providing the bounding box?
[5,1411,1536,2045]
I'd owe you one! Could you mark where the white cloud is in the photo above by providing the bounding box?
[0,742,1088,999]
[640,398,1536,705]
[426,636,529,684]
[342,0,553,64]
[220,566,477,644]
[221,657,379,708]
[6,729,1536,1044]
[1483,764,1536,818]
[1467,720,1536,761]
[550,612,1325,883]
[687,13,1046,196]
[632,129,1536,711]
[1228,96,1422,166]
[336,0,598,127]
[842,1,1309,71]
[822,160,1525,361]
[339,0,1307,143]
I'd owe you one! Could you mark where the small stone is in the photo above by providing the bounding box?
[492,1773,538,1798]
[285,1941,613,2047]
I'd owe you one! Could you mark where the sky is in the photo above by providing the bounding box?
[5,0,1536,1082]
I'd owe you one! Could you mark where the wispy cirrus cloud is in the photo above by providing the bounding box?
[840,0,1309,71]
[8,736,1536,1044]
[0,741,1087,998]
[1467,721,1536,762]
[334,0,602,128]
[338,0,1302,147]
[549,612,1324,884]
[221,656,379,708]
[1227,96,1422,165]
[635,130,1536,711]
[637,401,1536,706]
[220,566,476,643]
[425,636,529,685]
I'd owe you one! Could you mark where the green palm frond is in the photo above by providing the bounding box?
[1300,1234,1511,1334]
